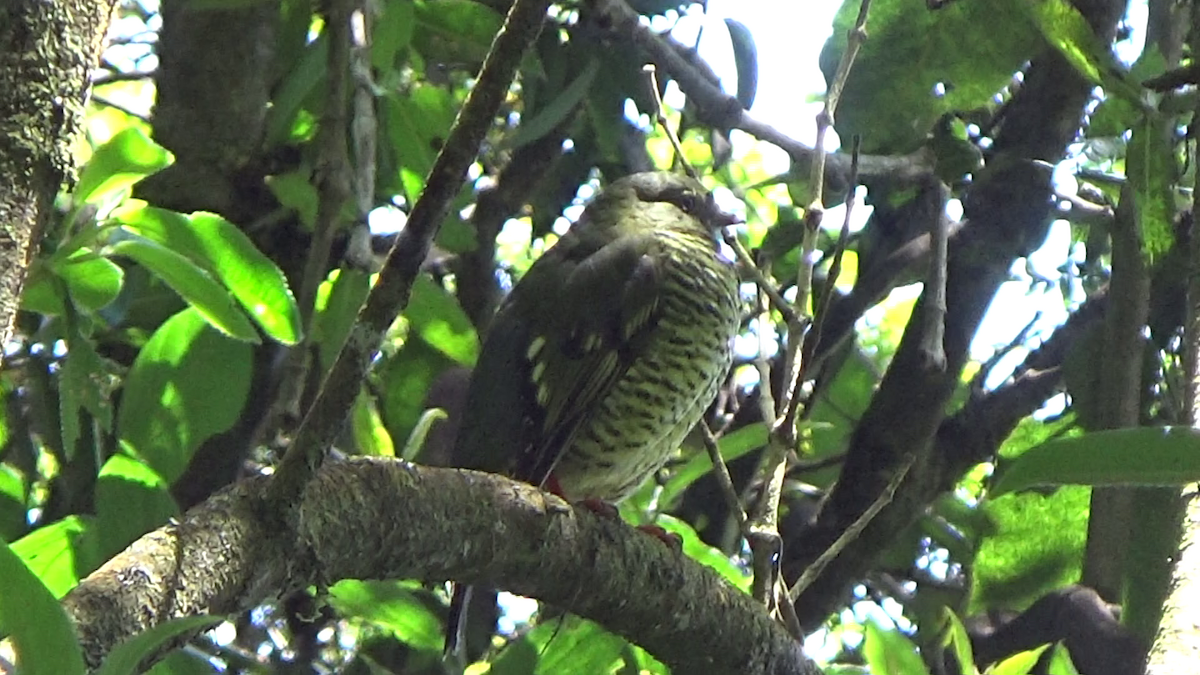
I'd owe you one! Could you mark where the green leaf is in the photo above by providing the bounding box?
[0,465,26,543]
[992,427,1200,496]
[405,276,479,366]
[411,0,503,65]
[863,620,929,675]
[657,515,750,592]
[55,252,124,311]
[118,309,253,482]
[724,18,758,110]
[267,33,328,146]
[95,455,178,559]
[1127,113,1176,261]
[266,169,320,230]
[971,489,1087,613]
[313,269,371,370]
[58,327,118,457]
[658,422,767,507]
[940,609,978,675]
[385,85,457,200]
[10,516,96,598]
[110,238,260,343]
[373,0,416,69]
[188,212,302,343]
[74,127,172,206]
[328,580,443,652]
[508,58,599,150]
[821,0,1040,152]
[117,205,302,344]
[0,541,86,675]
[96,615,218,675]
[989,644,1051,675]
[351,389,396,457]
[491,616,626,675]
[1017,0,1143,103]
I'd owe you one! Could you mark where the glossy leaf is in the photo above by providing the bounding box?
[863,621,928,675]
[658,422,767,507]
[266,34,327,146]
[821,0,1039,152]
[0,465,25,542]
[117,205,302,344]
[658,515,750,592]
[990,644,1050,675]
[351,389,396,457]
[96,615,218,675]
[0,542,86,675]
[328,580,442,652]
[55,252,124,311]
[373,0,416,69]
[312,269,371,370]
[385,85,457,200]
[1018,0,1142,103]
[405,275,479,366]
[118,309,253,482]
[491,616,626,675]
[992,427,1200,496]
[95,455,178,559]
[74,127,172,206]
[110,238,260,343]
[10,516,97,598]
[508,58,599,150]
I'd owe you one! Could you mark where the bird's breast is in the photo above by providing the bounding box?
[553,234,741,502]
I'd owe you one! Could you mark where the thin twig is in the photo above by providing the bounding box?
[807,136,861,366]
[788,453,914,602]
[642,64,696,179]
[700,422,748,531]
[745,0,872,611]
[723,232,797,326]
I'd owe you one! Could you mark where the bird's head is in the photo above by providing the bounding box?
[581,172,741,242]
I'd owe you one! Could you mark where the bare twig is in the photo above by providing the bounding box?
[746,0,872,611]
[807,136,861,366]
[700,423,748,532]
[642,65,696,180]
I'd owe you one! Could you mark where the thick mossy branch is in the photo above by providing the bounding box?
[63,459,818,675]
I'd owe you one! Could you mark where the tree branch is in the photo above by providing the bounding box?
[61,460,819,675]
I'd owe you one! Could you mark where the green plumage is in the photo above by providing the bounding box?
[445,171,742,657]
[454,171,742,500]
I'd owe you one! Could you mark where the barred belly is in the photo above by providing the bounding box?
[553,236,740,502]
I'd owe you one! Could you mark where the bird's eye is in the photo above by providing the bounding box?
[675,192,701,214]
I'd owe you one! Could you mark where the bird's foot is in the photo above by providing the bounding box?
[636,523,683,551]
[577,499,683,551]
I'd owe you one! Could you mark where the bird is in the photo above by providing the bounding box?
[445,170,743,657]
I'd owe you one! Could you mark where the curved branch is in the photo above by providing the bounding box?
[62,459,818,675]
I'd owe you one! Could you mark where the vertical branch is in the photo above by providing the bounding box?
[1145,9,1200,664]
[349,3,378,220]
[744,0,871,613]
[1080,184,1148,600]
[266,0,554,511]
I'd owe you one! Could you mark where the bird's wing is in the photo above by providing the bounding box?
[453,229,663,487]
[517,232,662,486]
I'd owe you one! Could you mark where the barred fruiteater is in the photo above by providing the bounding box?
[444,171,742,656]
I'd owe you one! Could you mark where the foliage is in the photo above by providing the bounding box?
[0,0,1195,673]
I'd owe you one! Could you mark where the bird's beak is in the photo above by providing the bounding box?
[714,209,743,228]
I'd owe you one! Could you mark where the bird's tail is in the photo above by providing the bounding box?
[443,582,474,662]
